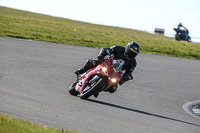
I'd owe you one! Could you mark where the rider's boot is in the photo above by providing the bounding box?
[74,59,96,76]
[74,68,86,76]
[93,91,99,98]
[104,84,118,93]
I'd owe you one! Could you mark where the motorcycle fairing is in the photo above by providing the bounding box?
[75,65,102,93]
[75,59,123,94]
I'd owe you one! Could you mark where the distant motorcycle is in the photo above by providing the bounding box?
[174,28,191,42]
[69,57,124,99]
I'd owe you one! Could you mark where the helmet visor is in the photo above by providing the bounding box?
[125,51,137,60]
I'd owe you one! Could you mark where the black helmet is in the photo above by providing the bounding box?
[125,41,140,60]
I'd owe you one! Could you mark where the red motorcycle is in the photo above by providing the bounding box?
[69,58,124,99]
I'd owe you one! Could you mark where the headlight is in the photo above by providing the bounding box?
[110,78,117,83]
[102,67,107,73]
[101,67,108,76]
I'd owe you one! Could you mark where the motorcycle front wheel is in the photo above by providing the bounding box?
[187,37,191,42]
[80,76,104,99]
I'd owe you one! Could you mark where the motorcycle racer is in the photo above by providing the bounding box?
[74,41,140,97]
[177,23,189,39]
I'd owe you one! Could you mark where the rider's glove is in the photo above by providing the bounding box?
[119,79,125,85]
[97,55,105,62]
[119,74,133,86]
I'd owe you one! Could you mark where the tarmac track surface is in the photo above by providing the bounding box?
[0,37,200,133]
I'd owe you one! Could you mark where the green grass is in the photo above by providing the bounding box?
[0,6,200,59]
[0,114,77,133]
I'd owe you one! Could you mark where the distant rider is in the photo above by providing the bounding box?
[177,23,189,38]
[74,41,140,97]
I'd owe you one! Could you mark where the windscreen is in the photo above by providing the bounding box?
[112,59,124,72]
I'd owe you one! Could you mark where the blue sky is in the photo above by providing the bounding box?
[1,0,200,42]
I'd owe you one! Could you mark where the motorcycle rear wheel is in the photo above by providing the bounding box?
[69,82,78,96]
[175,35,180,41]
[80,76,104,99]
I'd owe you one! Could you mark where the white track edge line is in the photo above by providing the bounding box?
[182,100,200,120]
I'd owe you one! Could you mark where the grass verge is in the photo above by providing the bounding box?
[0,113,77,133]
[0,6,200,59]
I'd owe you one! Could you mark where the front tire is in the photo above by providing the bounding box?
[187,37,191,42]
[80,76,104,99]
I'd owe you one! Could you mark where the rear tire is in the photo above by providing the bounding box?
[80,77,104,99]
[175,35,180,41]
[69,82,78,96]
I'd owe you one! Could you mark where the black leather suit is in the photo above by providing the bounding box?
[81,45,137,87]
